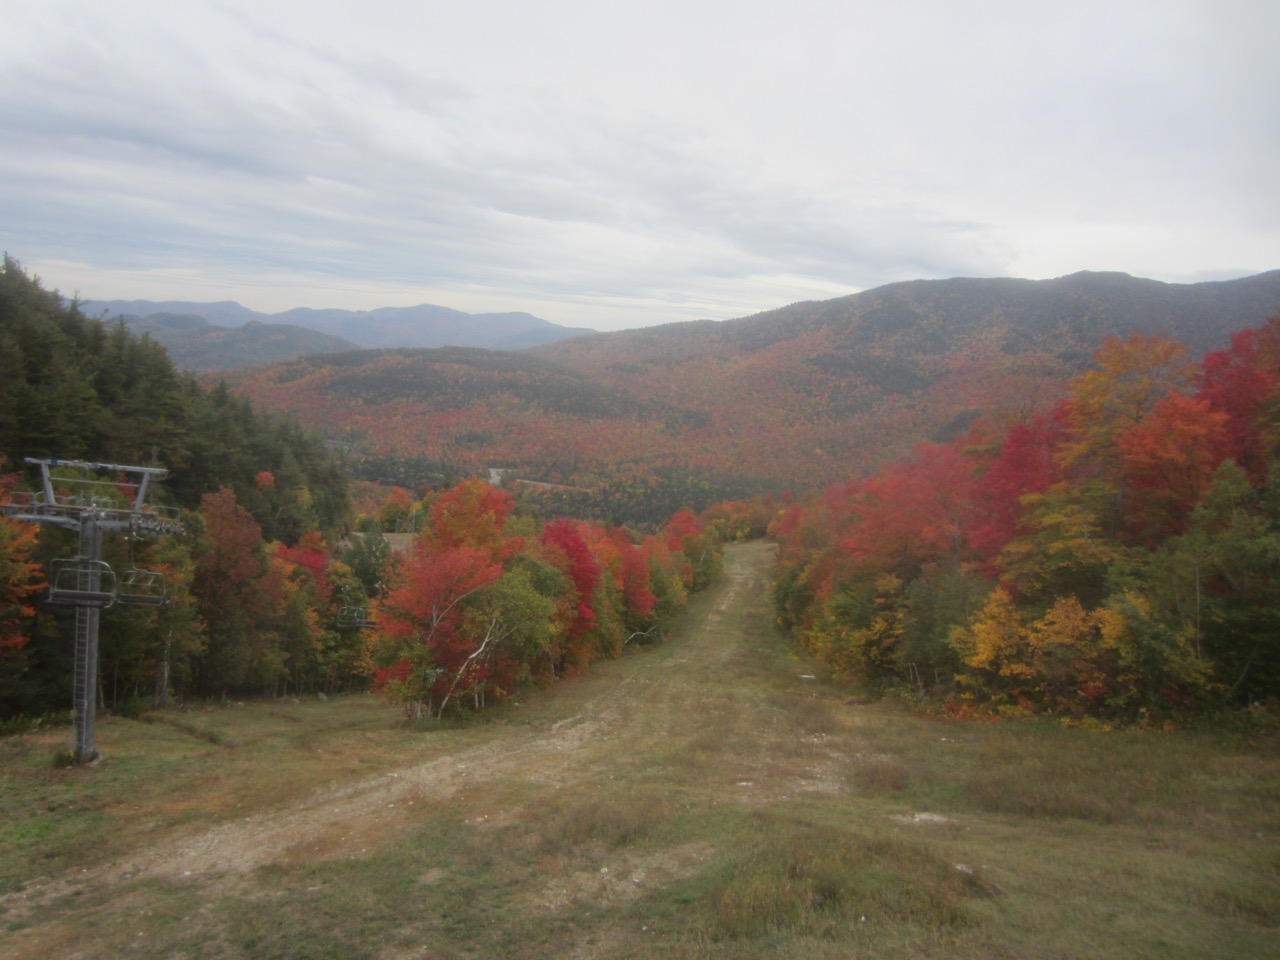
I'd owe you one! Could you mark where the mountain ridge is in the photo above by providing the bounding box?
[81,298,595,368]
[538,270,1280,362]
[221,269,1280,518]
[114,312,361,372]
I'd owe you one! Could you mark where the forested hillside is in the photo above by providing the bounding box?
[768,320,1280,717]
[0,257,352,540]
[223,271,1280,527]
[5,255,1279,725]
[0,258,719,722]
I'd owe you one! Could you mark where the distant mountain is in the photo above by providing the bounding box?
[222,270,1280,509]
[270,304,594,350]
[85,299,265,327]
[539,270,1280,371]
[112,312,359,372]
[82,298,593,367]
[718,269,1280,360]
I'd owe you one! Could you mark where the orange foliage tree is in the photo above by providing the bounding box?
[365,479,719,718]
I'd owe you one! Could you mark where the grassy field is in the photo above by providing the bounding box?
[1,541,1277,959]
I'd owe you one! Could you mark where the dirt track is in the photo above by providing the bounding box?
[5,541,827,920]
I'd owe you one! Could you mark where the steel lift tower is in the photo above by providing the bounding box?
[1,459,183,762]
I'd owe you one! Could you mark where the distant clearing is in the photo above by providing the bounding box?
[1,542,1276,958]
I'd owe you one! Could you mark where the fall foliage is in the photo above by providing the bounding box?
[770,318,1280,720]
[364,486,715,718]
[3,252,1278,727]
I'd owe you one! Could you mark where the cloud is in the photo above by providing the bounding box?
[2,0,1278,330]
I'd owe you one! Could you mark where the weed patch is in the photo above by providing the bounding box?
[956,723,1262,826]
[773,691,840,736]
[849,754,911,796]
[538,792,673,853]
[706,814,988,939]
[144,713,234,747]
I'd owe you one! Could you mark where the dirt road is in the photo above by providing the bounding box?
[5,540,860,954]
[131,542,797,879]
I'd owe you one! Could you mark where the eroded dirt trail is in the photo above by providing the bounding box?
[6,542,803,913]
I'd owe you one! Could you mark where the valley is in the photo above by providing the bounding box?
[219,270,1280,513]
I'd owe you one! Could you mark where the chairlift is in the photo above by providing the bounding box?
[115,533,169,606]
[116,567,169,606]
[338,605,376,630]
[46,558,117,608]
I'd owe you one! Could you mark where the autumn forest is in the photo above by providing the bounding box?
[0,256,720,723]
[2,254,1279,728]
[770,326,1280,720]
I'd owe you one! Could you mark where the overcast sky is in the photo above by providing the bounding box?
[3,0,1277,331]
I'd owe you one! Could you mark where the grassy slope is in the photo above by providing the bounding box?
[1,542,1276,959]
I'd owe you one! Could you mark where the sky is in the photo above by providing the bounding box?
[3,0,1278,332]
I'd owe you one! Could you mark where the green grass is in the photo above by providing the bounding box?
[1,542,1277,959]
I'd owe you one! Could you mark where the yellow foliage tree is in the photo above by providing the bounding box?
[951,587,1032,684]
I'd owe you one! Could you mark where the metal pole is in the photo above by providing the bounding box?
[72,514,103,762]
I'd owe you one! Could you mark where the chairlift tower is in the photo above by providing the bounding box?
[1,458,183,762]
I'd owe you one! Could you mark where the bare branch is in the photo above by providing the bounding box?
[436,617,511,718]
[624,625,660,646]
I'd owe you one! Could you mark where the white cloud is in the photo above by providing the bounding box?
[2,0,1277,329]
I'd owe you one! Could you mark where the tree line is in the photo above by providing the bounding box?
[364,480,720,719]
[0,255,352,541]
[769,320,1280,722]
